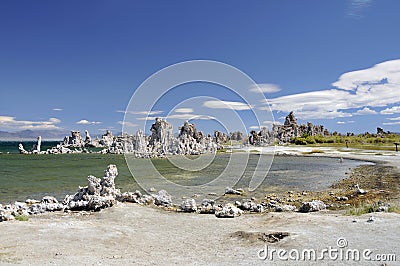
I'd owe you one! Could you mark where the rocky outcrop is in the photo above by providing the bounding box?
[17,118,219,157]
[249,112,330,145]
[18,136,42,154]
[214,130,228,144]
[229,131,244,141]
[63,164,120,211]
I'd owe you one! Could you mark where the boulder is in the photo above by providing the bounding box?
[152,190,172,207]
[236,199,264,212]
[275,204,296,212]
[215,203,243,218]
[299,200,326,212]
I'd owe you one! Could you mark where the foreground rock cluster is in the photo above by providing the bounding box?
[0,164,337,223]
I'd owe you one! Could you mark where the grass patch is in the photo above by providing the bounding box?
[14,215,29,221]
[302,149,325,155]
[345,202,400,216]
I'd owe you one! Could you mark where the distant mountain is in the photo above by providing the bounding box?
[0,129,69,141]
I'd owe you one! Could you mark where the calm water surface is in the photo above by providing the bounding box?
[0,152,371,204]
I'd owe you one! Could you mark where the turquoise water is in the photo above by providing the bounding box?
[0,151,370,204]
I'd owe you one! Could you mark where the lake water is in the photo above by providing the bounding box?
[0,150,372,204]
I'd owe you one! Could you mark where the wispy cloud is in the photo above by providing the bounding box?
[52,108,63,111]
[263,59,400,120]
[174,108,194,113]
[116,110,163,115]
[337,121,355,124]
[136,113,215,121]
[387,117,400,121]
[347,0,373,18]
[249,83,281,94]
[381,106,400,115]
[76,119,102,125]
[383,121,400,126]
[136,116,159,121]
[0,116,62,130]
[383,116,400,125]
[166,114,215,120]
[249,125,261,130]
[117,121,138,127]
[203,100,253,111]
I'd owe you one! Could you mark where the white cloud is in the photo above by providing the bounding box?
[383,121,400,125]
[355,107,377,115]
[166,114,215,120]
[263,59,400,120]
[117,110,163,115]
[136,116,159,121]
[203,100,253,110]
[174,108,194,113]
[76,119,102,125]
[387,117,400,121]
[249,83,281,94]
[337,121,355,124]
[52,108,63,111]
[381,106,400,115]
[249,126,261,130]
[0,116,62,130]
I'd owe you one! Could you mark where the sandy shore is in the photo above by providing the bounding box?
[0,203,399,265]
[1,147,399,265]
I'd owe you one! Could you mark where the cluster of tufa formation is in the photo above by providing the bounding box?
[19,118,219,156]
[249,111,330,145]
[18,112,333,155]
[0,164,336,223]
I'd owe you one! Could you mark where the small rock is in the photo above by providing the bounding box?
[199,199,217,214]
[336,196,349,201]
[224,187,242,195]
[180,199,197,212]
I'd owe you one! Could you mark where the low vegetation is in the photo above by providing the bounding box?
[291,132,400,151]
[14,215,29,221]
[345,202,400,216]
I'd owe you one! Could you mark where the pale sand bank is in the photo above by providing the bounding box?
[0,203,399,265]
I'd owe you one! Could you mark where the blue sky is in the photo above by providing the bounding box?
[1,0,400,136]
